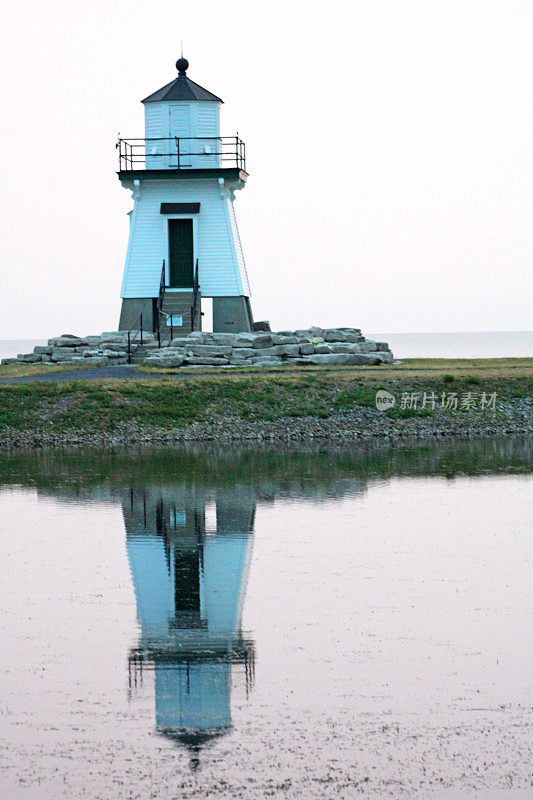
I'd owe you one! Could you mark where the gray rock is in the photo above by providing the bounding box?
[191,345,233,357]
[103,350,128,359]
[371,351,394,364]
[85,336,103,347]
[100,332,128,342]
[49,336,89,348]
[18,353,42,363]
[234,333,256,348]
[359,341,378,352]
[145,355,185,368]
[51,347,78,357]
[314,344,332,354]
[100,342,127,352]
[229,348,255,360]
[34,346,53,355]
[1,358,18,365]
[209,333,239,345]
[270,334,299,345]
[253,320,271,332]
[51,353,76,363]
[81,357,107,366]
[252,334,274,349]
[250,356,284,365]
[299,343,315,355]
[326,343,362,354]
[295,353,378,366]
[375,342,390,351]
[184,356,229,366]
[41,354,52,363]
[83,350,102,358]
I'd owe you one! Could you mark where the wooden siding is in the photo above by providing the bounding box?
[227,197,251,296]
[120,180,249,299]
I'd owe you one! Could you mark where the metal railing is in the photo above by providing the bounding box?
[117,135,246,172]
[191,259,200,332]
[156,260,166,347]
[126,313,145,364]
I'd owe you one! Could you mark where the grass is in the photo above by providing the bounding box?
[0,362,100,378]
[0,357,530,437]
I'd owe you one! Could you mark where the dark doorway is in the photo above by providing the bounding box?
[168,219,194,287]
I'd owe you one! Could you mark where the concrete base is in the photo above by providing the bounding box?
[119,298,155,332]
[213,296,254,333]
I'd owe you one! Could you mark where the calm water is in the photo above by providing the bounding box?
[1,331,532,360]
[0,441,531,800]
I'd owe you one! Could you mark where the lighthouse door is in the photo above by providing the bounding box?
[169,106,191,167]
[168,219,194,288]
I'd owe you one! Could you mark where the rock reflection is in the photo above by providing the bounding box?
[123,486,255,761]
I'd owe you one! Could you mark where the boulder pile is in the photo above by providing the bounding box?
[142,327,393,368]
[2,328,394,368]
[1,332,137,366]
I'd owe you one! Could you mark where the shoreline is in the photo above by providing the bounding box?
[0,403,530,450]
[0,359,530,451]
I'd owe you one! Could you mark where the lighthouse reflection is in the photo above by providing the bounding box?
[123,487,255,760]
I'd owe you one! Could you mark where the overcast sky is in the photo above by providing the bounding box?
[0,0,531,338]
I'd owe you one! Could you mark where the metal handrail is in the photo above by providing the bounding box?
[126,313,145,364]
[117,135,246,172]
[191,259,200,332]
[156,260,166,347]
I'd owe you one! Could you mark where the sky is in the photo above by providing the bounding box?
[0,0,531,338]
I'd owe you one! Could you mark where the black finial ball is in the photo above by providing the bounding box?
[176,57,189,74]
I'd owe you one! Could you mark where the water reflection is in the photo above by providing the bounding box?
[123,487,255,761]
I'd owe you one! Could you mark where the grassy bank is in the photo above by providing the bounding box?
[0,358,530,446]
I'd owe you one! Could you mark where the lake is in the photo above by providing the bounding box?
[0,441,531,799]
[1,330,532,360]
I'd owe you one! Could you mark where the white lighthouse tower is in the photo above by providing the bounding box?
[118,55,253,336]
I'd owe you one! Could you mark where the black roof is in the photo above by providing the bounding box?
[142,57,223,104]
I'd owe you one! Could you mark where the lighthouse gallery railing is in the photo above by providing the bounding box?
[117,136,246,172]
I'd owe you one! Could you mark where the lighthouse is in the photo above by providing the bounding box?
[117,56,253,336]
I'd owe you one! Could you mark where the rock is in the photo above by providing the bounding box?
[314,344,332,354]
[184,356,229,366]
[100,332,128,343]
[308,337,325,345]
[295,353,378,366]
[146,355,185,367]
[83,350,102,358]
[250,356,284,365]
[41,354,52,363]
[18,353,42,363]
[1,358,18,365]
[34,346,52,355]
[81,357,107,366]
[209,333,239,345]
[375,342,390,351]
[51,347,79,357]
[103,350,128,359]
[233,333,256,348]
[101,342,129,352]
[85,336,102,347]
[371,351,394,364]
[359,341,378,352]
[270,334,299,345]
[299,343,315,355]
[229,348,255,360]
[253,321,271,332]
[190,345,233,357]
[49,336,89,347]
[252,334,274,349]
[326,343,362,354]
[51,353,76,363]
